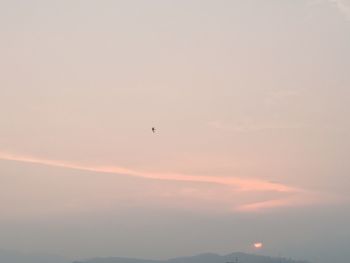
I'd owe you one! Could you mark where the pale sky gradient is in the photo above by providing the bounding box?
[0,1,350,263]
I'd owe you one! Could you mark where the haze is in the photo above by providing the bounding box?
[0,1,349,263]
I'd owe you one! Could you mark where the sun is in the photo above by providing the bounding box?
[253,242,263,249]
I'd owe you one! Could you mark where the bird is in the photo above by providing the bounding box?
[152,127,156,133]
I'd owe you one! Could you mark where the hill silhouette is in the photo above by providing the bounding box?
[0,249,69,263]
[73,252,309,263]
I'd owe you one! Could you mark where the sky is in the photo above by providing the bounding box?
[0,0,350,262]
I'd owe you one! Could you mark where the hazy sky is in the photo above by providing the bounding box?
[0,1,350,263]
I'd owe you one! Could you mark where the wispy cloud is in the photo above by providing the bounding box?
[329,0,350,20]
[208,120,304,133]
[0,151,332,212]
[312,0,350,20]
[235,190,335,212]
[0,151,294,192]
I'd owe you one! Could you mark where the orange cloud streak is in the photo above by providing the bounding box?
[0,151,321,212]
[0,151,296,193]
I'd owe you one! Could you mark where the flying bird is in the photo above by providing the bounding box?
[152,127,156,133]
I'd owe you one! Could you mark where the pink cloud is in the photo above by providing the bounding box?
[0,151,331,213]
[0,151,296,193]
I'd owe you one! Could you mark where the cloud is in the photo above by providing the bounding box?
[0,151,331,213]
[311,0,350,20]
[236,199,295,212]
[236,190,342,212]
[329,0,350,20]
[208,89,304,133]
[208,120,304,133]
[0,151,295,193]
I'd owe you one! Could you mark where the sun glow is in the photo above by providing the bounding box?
[254,242,263,249]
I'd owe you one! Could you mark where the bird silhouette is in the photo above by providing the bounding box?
[152,127,156,133]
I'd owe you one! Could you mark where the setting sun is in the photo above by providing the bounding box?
[254,242,263,249]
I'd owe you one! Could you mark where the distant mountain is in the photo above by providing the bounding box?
[0,249,69,263]
[74,252,310,263]
[74,257,161,263]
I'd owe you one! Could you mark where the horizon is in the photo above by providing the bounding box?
[0,249,310,263]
